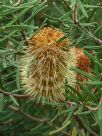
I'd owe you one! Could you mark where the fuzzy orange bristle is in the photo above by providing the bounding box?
[29,27,69,48]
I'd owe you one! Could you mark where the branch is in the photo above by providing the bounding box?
[64,1,71,10]
[9,105,46,122]
[72,1,102,45]
[85,97,102,111]
[73,0,79,24]
[75,115,98,136]
[76,23,102,45]
[0,88,28,99]
[46,120,70,136]
[88,32,102,45]
[9,105,70,136]
[20,30,29,45]
[17,21,28,45]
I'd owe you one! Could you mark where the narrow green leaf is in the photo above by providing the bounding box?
[72,127,78,136]
[0,93,4,112]
[71,67,96,81]
[83,50,96,62]
[16,67,20,89]
[80,22,96,27]
[94,25,102,34]
[5,6,33,27]
[87,81,102,86]
[24,2,47,23]
[78,0,88,17]
[75,111,91,115]
[97,104,102,121]
[84,4,101,8]
[70,0,77,8]
[53,2,64,15]
[79,83,96,102]
[0,25,38,32]
[0,112,13,122]
[9,95,19,106]
[0,30,17,42]
[56,35,66,43]
[66,84,83,101]
[49,120,70,135]
[74,105,84,115]
[84,51,102,68]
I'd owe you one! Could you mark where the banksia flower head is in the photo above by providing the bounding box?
[20,27,77,104]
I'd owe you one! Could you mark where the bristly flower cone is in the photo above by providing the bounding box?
[20,27,90,104]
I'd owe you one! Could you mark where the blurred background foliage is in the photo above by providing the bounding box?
[0,0,102,136]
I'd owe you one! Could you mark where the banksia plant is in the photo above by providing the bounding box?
[0,1,102,136]
[20,27,91,104]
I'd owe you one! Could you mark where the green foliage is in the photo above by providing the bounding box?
[0,0,102,136]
